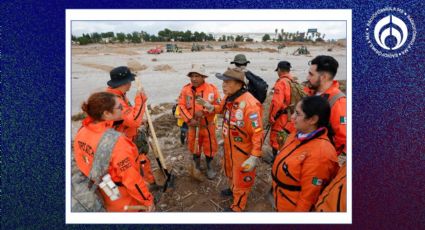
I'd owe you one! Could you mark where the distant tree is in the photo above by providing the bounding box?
[221,35,226,41]
[235,35,244,42]
[116,33,126,43]
[71,35,77,41]
[245,37,254,42]
[277,34,283,42]
[132,31,141,43]
[126,33,133,42]
[77,34,91,45]
[91,32,102,43]
[262,34,271,42]
[275,28,278,40]
[207,33,215,41]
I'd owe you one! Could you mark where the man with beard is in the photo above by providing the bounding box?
[305,55,346,159]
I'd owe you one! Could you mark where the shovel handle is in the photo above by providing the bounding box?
[194,126,200,153]
[145,104,168,170]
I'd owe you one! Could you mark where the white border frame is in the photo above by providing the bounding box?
[66,9,352,224]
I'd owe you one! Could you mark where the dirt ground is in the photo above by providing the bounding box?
[70,41,347,212]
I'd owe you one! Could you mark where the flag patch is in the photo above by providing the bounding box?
[340,116,346,124]
[249,113,258,120]
[312,177,323,186]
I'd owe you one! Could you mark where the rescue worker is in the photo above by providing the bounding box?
[177,64,221,180]
[231,53,250,72]
[305,56,347,159]
[197,68,264,212]
[268,61,296,161]
[173,103,188,145]
[74,92,154,212]
[315,160,346,212]
[272,96,338,212]
[106,66,154,185]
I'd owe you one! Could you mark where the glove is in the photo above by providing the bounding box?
[195,97,214,112]
[338,152,346,167]
[241,155,259,172]
[194,111,204,119]
[188,119,199,127]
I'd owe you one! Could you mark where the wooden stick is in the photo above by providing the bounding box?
[145,104,168,170]
[209,199,223,210]
[181,192,193,201]
[124,205,148,211]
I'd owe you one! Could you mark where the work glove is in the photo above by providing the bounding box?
[241,155,259,172]
[194,111,204,119]
[188,119,199,127]
[338,153,346,167]
[195,97,214,112]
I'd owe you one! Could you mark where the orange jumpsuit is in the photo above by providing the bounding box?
[74,117,153,212]
[272,128,338,212]
[307,81,347,155]
[216,90,263,211]
[269,73,296,150]
[315,163,346,212]
[106,87,154,184]
[178,82,221,157]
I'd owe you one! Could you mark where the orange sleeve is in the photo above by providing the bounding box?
[269,80,290,122]
[203,84,222,116]
[245,102,264,157]
[177,87,193,123]
[121,94,146,128]
[111,138,153,206]
[329,97,347,155]
[295,147,337,211]
[213,95,226,115]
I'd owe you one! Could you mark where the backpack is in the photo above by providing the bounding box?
[71,129,121,212]
[245,71,269,104]
[279,79,307,121]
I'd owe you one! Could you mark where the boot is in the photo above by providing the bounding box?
[220,188,233,197]
[190,155,204,182]
[205,156,216,180]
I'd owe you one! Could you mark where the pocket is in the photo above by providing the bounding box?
[234,169,256,189]
[278,189,296,206]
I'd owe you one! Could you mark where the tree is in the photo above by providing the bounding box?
[91,32,102,43]
[275,28,278,40]
[77,33,91,45]
[132,31,141,43]
[235,35,244,42]
[262,34,271,42]
[71,35,77,41]
[277,34,283,42]
[126,33,133,42]
[116,33,126,43]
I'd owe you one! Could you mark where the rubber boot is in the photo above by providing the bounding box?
[205,156,216,180]
[190,155,204,182]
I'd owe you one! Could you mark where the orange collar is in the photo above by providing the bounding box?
[190,82,207,92]
[106,87,125,97]
[323,80,341,96]
[82,117,114,133]
[278,72,293,81]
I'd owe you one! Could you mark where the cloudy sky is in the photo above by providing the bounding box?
[72,21,347,39]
